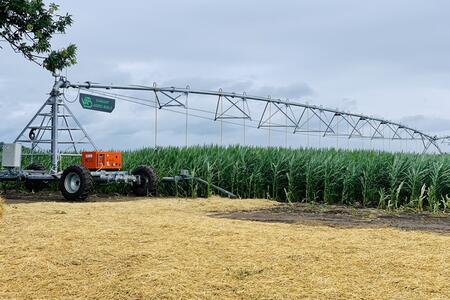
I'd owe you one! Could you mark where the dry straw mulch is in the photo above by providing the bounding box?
[0,197,449,299]
[0,195,4,219]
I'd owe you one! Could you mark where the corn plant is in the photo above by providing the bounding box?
[3,145,450,212]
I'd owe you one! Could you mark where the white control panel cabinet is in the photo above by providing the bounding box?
[1,143,22,168]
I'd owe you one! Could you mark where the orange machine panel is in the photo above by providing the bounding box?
[82,151,122,170]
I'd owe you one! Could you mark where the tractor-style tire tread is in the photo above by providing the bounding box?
[59,165,94,201]
[131,165,158,196]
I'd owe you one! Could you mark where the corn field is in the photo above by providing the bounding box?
[3,145,450,212]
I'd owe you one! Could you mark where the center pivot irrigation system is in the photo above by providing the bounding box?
[0,75,448,200]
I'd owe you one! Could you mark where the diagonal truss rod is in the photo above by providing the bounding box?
[68,80,442,153]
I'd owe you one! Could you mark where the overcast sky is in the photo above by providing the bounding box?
[1,0,450,151]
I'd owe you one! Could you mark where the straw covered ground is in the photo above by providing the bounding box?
[0,196,4,219]
[0,197,449,299]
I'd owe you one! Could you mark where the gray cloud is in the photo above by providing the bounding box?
[339,98,358,112]
[1,0,450,151]
[400,115,450,135]
[249,82,314,99]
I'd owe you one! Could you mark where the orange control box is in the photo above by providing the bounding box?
[81,151,122,170]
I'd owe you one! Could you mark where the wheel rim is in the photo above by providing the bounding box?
[64,172,81,194]
[135,173,148,187]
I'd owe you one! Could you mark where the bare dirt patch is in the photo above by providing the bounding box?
[1,190,138,203]
[211,203,450,234]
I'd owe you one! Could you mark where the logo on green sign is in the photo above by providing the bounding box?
[79,93,115,113]
[81,95,93,108]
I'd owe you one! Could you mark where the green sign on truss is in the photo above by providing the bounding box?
[79,93,115,113]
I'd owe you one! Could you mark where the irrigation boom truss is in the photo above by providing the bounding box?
[11,76,449,174]
[67,79,443,154]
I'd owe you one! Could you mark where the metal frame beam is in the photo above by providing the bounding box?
[68,80,443,153]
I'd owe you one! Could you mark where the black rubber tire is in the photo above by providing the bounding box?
[24,163,47,192]
[131,165,158,196]
[59,165,94,201]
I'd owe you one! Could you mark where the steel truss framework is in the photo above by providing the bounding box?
[68,80,443,154]
[14,78,96,173]
[436,136,450,149]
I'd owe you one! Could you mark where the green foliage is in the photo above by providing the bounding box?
[43,43,76,72]
[2,145,450,212]
[0,0,76,72]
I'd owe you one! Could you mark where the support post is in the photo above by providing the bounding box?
[50,96,59,172]
[50,78,65,173]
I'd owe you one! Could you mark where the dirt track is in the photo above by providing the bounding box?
[212,203,450,234]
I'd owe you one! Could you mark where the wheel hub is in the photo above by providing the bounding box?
[64,172,81,193]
